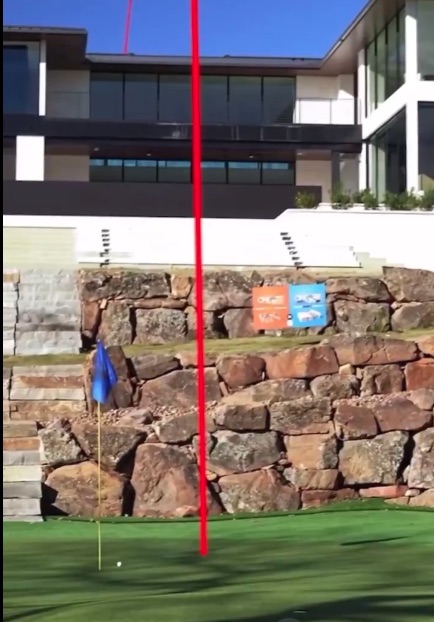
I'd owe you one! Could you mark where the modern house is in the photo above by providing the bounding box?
[3,0,434,270]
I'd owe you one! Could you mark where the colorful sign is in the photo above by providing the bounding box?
[252,286,289,330]
[288,283,327,328]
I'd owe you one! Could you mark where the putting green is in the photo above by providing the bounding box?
[4,508,434,622]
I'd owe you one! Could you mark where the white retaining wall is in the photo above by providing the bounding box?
[3,211,434,270]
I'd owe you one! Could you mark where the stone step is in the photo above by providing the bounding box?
[3,498,41,516]
[3,422,38,438]
[3,465,42,482]
[3,450,41,467]
[3,437,40,451]
[3,515,43,522]
[3,481,41,499]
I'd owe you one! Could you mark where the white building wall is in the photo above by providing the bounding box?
[295,75,355,124]
[46,70,90,118]
[45,155,90,181]
[296,160,332,202]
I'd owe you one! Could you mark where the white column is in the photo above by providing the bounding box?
[405,1,420,191]
[16,136,45,181]
[39,39,47,116]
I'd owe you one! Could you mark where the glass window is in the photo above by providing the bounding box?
[398,9,406,86]
[158,160,191,183]
[201,76,228,123]
[201,161,226,183]
[90,73,123,120]
[376,29,387,107]
[3,44,39,114]
[159,75,191,122]
[229,77,262,124]
[124,159,158,182]
[417,0,434,79]
[262,162,295,185]
[89,159,123,182]
[386,16,399,99]
[419,103,434,191]
[228,161,260,184]
[263,77,295,124]
[124,74,158,121]
[367,40,377,114]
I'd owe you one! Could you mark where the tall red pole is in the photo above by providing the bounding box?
[123,0,134,54]
[190,0,208,556]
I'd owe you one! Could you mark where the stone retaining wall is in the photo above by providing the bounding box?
[2,267,434,353]
[3,334,433,517]
[80,266,434,344]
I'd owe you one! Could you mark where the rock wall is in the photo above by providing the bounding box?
[4,335,434,516]
[80,267,434,344]
[3,267,434,353]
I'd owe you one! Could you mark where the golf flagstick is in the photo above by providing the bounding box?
[97,401,102,571]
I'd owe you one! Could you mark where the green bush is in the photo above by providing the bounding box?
[331,184,352,210]
[295,191,319,209]
[419,189,434,211]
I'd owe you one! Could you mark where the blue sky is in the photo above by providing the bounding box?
[4,0,367,57]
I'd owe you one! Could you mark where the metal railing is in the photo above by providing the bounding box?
[45,92,356,126]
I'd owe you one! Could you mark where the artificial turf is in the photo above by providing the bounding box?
[3,507,434,622]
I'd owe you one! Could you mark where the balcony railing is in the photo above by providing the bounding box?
[45,92,357,126]
[293,98,355,125]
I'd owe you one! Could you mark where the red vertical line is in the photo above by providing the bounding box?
[190,0,208,556]
[123,0,134,54]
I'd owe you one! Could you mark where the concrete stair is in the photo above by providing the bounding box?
[3,422,42,522]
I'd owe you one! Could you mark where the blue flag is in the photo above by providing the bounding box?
[91,341,118,404]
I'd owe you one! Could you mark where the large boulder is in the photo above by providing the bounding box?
[71,423,146,470]
[219,470,300,514]
[39,419,85,467]
[154,411,216,444]
[170,274,193,299]
[409,489,434,507]
[130,353,180,380]
[326,277,391,302]
[334,301,390,333]
[207,431,280,475]
[188,271,228,311]
[405,359,434,390]
[310,374,359,400]
[417,335,434,358]
[283,468,339,490]
[139,369,221,409]
[80,270,170,302]
[264,345,339,379]
[334,402,378,439]
[285,434,338,469]
[135,308,186,345]
[322,335,418,366]
[218,271,260,307]
[131,444,221,517]
[270,397,332,435]
[185,307,223,339]
[391,303,434,331]
[216,354,264,390]
[212,401,268,431]
[361,364,404,396]
[339,431,408,485]
[44,461,125,517]
[407,428,434,489]
[225,378,310,405]
[382,267,434,302]
[372,395,432,433]
[97,302,132,346]
[223,308,257,338]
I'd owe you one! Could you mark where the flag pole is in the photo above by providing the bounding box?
[97,401,102,571]
[190,0,208,556]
